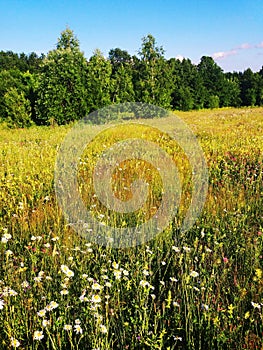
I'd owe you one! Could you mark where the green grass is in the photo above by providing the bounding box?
[0,107,262,349]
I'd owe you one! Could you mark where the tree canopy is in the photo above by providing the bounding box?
[0,27,263,127]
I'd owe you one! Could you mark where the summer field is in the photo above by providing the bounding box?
[0,107,263,349]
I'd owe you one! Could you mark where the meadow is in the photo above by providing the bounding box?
[0,107,262,349]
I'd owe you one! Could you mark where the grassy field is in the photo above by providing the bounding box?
[0,107,262,349]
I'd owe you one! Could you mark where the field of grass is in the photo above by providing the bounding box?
[0,107,263,349]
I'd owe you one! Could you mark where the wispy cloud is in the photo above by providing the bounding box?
[212,49,237,60]
[175,54,184,61]
[212,41,263,61]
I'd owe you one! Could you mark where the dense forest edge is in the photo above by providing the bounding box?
[1,27,263,128]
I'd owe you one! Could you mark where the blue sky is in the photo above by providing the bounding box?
[0,0,262,72]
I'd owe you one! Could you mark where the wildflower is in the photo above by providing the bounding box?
[113,270,122,279]
[21,280,29,289]
[112,262,119,269]
[100,324,108,333]
[139,280,149,288]
[174,336,182,341]
[49,301,59,310]
[42,319,50,327]
[61,265,74,278]
[123,269,129,276]
[251,301,261,310]
[160,281,165,286]
[92,283,102,290]
[202,304,209,311]
[1,233,11,243]
[5,250,13,256]
[0,299,5,309]
[9,289,18,296]
[173,301,180,307]
[51,236,59,241]
[74,324,83,334]
[244,311,250,319]
[91,295,101,303]
[105,282,112,288]
[33,330,44,340]
[223,257,229,263]
[75,319,81,324]
[44,243,51,248]
[170,277,178,282]
[64,324,72,331]
[183,246,191,252]
[37,309,46,317]
[11,338,21,348]
[172,246,180,252]
[143,269,149,276]
[161,261,166,265]
[33,276,42,283]
[60,289,69,295]
[31,236,37,241]
[190,271,199,278]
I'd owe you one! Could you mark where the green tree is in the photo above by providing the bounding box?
[135,34,172,110]
[36,28,88,125]
[109,48,135,103]
[239,68,257,106]
[4,87,32,128]
[86,49,112,116]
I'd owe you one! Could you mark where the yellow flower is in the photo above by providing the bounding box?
[244,311,250,319]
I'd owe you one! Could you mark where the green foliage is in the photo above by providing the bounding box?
[3,87,32,128]
[1,28,263,127]
[35,28,88,125]
[86,49,112,118]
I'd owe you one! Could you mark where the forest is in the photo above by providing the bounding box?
[0,27,263,127]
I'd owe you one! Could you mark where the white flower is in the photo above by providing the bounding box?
[100,324,107,333]
[172,246,180,252]
[60,289,69,295]
[5,250,13,256]
[190,271,199,278]
[92,283,102,290]
[11,337,21,348]
[251,301,261,310]
[105,282,112,288]
[63,324,72,331]
[91,294,101,303]
[74,324,83,334]
[51,236,59,241]
[21,280,29,288]
[143,269,149,276]
[49,301,59,310]
[174,336,182,341]
[33,330,44,340]
[9,289,18,296]
[113,270,122,279]
[170,277,178,282]
[42,319,50,327]
[64,324,72,331]
[112,262,119,269]
[75,319,81,324]
[183,246,191,252]
[123,270,129,276]
[37,309,46,317]
[0,299,5,309]
[31,236,37,241]
[1,233,11,243]
[139,280,150,288]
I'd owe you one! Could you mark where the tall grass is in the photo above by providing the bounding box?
[0,107,262,349]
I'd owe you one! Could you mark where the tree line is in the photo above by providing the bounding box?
[1,28,263,127]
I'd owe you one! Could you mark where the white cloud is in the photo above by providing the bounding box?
[175,55,184,62]
[212,49,237,60]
